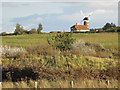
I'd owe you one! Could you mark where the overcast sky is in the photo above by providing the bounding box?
[0,0,119,33]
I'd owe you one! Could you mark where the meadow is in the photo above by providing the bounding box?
[2,33,118,50]
[1,32,120,88]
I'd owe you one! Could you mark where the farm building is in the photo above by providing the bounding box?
[50,31,62,33]
[70,17,90,32]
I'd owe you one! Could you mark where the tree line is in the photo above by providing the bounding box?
[1,22,120,36]
[1,23,43,36]
[91,22,120,33]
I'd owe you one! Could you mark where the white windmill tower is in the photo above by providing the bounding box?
[80,11,93,29]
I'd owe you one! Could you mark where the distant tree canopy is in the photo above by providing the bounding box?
[103,22,116,30]
[14,24,24,35]
[29,28,37,34]
[37,24,43,34]
[1,32,7,36]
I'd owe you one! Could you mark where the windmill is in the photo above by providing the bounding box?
[80,10,93,22]
[80,10,93,29]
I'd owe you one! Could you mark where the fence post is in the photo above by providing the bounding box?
[70,81,73,88]
[35,81,37,88]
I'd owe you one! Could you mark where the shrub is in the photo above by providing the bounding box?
[47,32,75,51]
[29,28,37,34]
[1,32,7,36]
[0,45,26,59]
[27,45,60,56]
[23,30,29,34]
[70,40,112,57]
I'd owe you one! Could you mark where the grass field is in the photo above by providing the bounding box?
[2,33,118,51]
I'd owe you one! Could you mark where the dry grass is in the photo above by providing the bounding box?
[2,78,119,88]
[27,45,60,56]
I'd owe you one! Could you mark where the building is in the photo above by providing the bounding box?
[70,17,90,32]
[50,31,62,33]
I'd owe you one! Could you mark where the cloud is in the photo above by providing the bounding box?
[34,17,43,22]
[57,9,114,23]
[2,0,119,2]
[86,2,118,8]
[11,14,43,24]
[2,25,15,33]
[0,27,2,31]
[57,13,83,23]
[94,9,113,14]
[2,2,18,8]
[22,24,36,30]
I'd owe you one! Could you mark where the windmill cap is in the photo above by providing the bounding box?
[83,17,89,20]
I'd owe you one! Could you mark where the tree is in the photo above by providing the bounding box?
[117,27,120,32]
[47,32,75,51]
[103,22,116,30]
[14,24,24,35]
[111,23,116,27]
[103,23,112,30]
[29,28,37,34]
[37,24,43,34]
[1,32,7,36]
[23,30,29,34]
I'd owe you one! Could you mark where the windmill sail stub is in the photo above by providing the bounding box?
[83,17,89,20]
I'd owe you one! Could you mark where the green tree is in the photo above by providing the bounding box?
[111,23,116,27]
[1,32,7,36]
[29,28,37,34]
[14,24,24,35]
[23,30,29,34]
[103,23,112,30]
[103,22,116,30]
[47,32,75,51]
[37,24,43,34]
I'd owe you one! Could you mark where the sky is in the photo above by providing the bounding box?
[0,0,119,33]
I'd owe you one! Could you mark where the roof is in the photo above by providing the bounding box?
[83,17,89,20]
[50,31,62,33]
[74,25,89,30]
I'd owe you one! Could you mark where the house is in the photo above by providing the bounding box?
[70,17,90,32]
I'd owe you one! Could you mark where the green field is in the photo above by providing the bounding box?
[2,33,118,51]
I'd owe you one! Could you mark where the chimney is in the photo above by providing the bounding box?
[76,22,78,26]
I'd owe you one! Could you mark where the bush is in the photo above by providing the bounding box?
[117,27,120,32]
[0,45,26,59]
[70,40,112,57]
[27,45,60,56]
[1,32,7,36]
[47,32,75,51]
[23,30,29,34]
[29,28,37,34]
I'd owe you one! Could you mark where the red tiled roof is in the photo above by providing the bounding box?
[75,25,89,30]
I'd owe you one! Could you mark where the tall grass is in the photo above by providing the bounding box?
[2,78,119,88]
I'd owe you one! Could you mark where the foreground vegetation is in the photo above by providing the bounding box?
[1,33,120,88]
[2,79,119,88]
